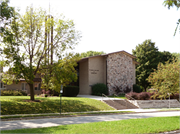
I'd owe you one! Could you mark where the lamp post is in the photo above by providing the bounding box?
[168,93,171,109]
[0,48,3,90]
[60,85,63,115]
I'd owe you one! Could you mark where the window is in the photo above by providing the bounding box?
[0,81,6,89]
[35,83,41,90]
[22,83,27,90]
[0,81,3,89]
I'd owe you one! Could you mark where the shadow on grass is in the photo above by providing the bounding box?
[1,97,104,115]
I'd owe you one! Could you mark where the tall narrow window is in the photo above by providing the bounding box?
[22,83,27,90]
[0,81,3,89]
[34,83,41,90]
[38,83,41,90]
[34,83,38,90]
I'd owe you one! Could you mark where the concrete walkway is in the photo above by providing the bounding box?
[77,95,123,100]
[1,111,180,130]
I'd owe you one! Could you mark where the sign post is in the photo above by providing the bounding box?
[60,85,63,114]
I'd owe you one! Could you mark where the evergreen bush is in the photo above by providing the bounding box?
[91,83,108,96]
[133,84,142,93]
[62,86,79,97]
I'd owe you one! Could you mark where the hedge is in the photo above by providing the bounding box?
[62,86,79,97]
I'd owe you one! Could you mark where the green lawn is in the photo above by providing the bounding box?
[109,94,126,99]
[1,116,179,133]
[0,96,114,115]
[1,111,133,120]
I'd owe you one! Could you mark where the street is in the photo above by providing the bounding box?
[1,111,180,130]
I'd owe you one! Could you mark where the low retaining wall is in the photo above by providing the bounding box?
[127,99,180,108]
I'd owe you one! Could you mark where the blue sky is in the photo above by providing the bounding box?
[9,0,180,54]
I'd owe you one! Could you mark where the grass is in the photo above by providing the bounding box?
[109,94,127,99]
[1,116,180,133]
[159,108,180,111]
[1,111,133,120]
[0,96,114,115]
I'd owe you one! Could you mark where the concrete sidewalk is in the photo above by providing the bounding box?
[1,108,176,117]
[77,95,123,100]
[1,111,180,130]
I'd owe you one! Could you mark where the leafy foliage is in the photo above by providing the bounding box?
[1,89,27,96]
[132,39,176,91]
[125,92,139,100]
[0,0,16,34]
[92,83,108,96]
[159,51,177,64]
[62,86,79,97]
[132,40,161,91]
[1,6,81,100]
[163,0,180,9]
[133,84,142,93]
[42,53,80,93]
[80,51,105,58]
[172,52,180,62]
[126,92,152,100]
[163,0,180,36]
[147,59,179,99]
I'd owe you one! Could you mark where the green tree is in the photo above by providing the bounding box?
[163,0,180,36]
[0,0,16,71]
[132,40,175,91]
[163,0,180,9]
[159,51,177,64]
[172,52,180,61]
[0,0,15,34]
[132,39,160,91]
[48,53,80,93]
[1,6,81,100]
[80,51,105,58]
[147,59,179,99]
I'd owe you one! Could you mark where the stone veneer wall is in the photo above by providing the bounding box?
[107,53,134,95]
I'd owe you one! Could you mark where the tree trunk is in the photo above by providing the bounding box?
[29,83,35,101]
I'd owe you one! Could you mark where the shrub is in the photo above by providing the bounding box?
[92,83,108,96]
[147,59,179,99]
[112,85,132,95]
[138,92,151,100]
[149,92,159,100]
[133,84,142,93]
[41,89,51,95]
[41,89,59,96]
[62,86,79,97]
[124,86,132,93]
[1,89,27,96]
[126,92,152,100]
[126,91,179,101]
[125,92,139,100]
[112,85,123,95]
[170,93,179,101]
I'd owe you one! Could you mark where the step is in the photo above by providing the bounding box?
[103,100,127,110]
[114,100,138,109]
[103,99,138,110]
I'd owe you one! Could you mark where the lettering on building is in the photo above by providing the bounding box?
[89,69,99,74]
